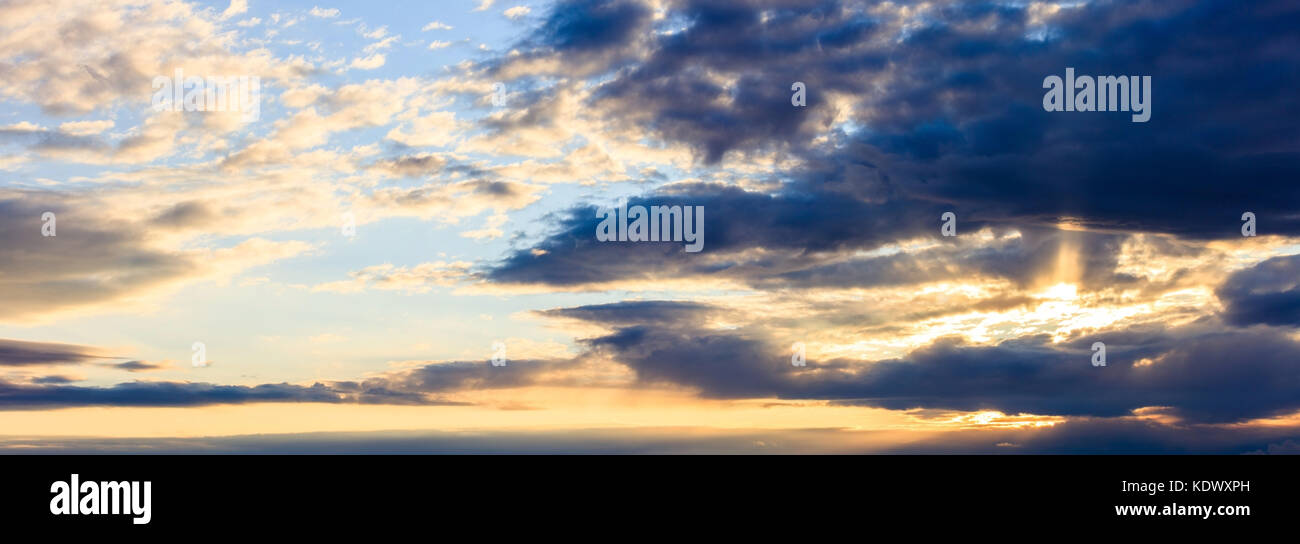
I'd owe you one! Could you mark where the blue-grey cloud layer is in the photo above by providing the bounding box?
[556,299,1300,424]
[489,0,1300,288]
[0,359,578,409]
[2,423,1298,454]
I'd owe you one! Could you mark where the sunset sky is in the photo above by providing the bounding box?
[1,0,1298,453]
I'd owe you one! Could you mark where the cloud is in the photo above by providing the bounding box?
[0,379,428,409]
[366,153,450,177]
[309,6,340,18]
[0,0,311,119]
[57,119,113,136]
[360,178,543,224]
[483,185,947,288]
[486,0,1300,238]
[385,110,462,146]
[885,417,1300,454]
[349,54,386,70]
[504,6,532,20]
[492,0,649,78]
[543,300,713,327]
[359,358,582,393]
[493,228,1035,299]
[0,0,1297,451]
[460,213,509,240]
[0,357,580,410]
[220,0,248,20]
[551,300,1300,424]
[4,422,1300,453]
[1217,254,1300,327]
[31,375,79,385]
[0,195,315,321]
[0,338,107,367]
[313,261,473,294]
[365,35,400,54]
[0,196,195,320]
[0,112,188,164]
[114,360,168,372]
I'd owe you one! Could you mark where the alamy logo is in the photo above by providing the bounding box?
[1043,68,1150,122]
[151,68,261,123]
[595,202,704,253]
[50,474,151,525]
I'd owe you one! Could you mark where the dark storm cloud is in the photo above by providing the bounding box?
[485,184,949,286]
[1217,254,1300,327]
[831,328,1300,424]
[482,0,1299,290]
[758,226,1140,290]
[497,0,1300,242]
[538,0,651,53]
[818,0,1300,238]
[557,300,1300,423]
[484,181,1145,290]
[484,0,652,80]
[587,0,874,162]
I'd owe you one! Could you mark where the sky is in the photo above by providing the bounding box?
[0,0,1298,454]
